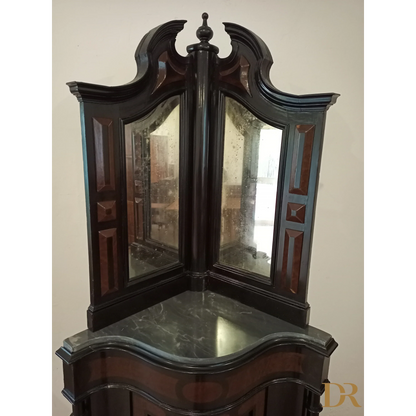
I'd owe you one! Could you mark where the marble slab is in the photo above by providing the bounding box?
[64,291,332,365]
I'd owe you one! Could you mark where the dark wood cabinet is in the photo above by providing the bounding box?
[58,291,336,416]
[57,13,339,416]
[63,346,329,416]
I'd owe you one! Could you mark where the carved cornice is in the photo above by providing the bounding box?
[221,22,339,111]
[67,20,187,103]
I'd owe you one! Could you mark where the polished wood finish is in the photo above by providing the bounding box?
[266,383,308,416]
[153,51,187,93]
[286,202,306,224]
[219,55,251,95]
[60,13,338,416]
[289,125,316,196]
[69,20,189,330]
[93,117,116,192]
[98,228,119,296]
[67,13,338,331]
[281,229,304,294]
[57,330,334,416]
[186,16,219,286]
[97,200,117,223]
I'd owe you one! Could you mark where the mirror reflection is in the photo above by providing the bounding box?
[216,316,257,357]
[125,96,180,280]
[219,97,283,278]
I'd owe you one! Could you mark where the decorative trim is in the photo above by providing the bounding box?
[208,271,310,328]
[289,125,315,196]
[281,229,304,294]
[93,117,115,192]
[98,228,119,296]
[61,379,312,416]
[286,203,306,224]
[67,20,187,102]
[221,23,339,110]
[97,200,117,222]
[186,13,219,54]
[219,55,251,95]
[152,51,186,93]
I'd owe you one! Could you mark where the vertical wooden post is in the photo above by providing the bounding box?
[186,13,219,290]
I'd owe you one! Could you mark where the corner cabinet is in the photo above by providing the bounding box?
[57,13,339,416]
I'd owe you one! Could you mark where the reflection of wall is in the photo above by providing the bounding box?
[150,135,169,183]
[222,113,244,186]
[124,123,135,244]
[221,113,245,246]
[152,106,180,180]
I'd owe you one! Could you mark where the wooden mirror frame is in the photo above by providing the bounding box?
[68,14,339,331]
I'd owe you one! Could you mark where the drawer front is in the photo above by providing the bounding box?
[130,390,266,416]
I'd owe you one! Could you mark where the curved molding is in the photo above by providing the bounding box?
[63,378,321,414]
[57,339,333,411]
[221,22,339,111]
[57,332,337,372]
[67,20,187,103]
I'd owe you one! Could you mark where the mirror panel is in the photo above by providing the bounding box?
[125,96,180,280]
[219,97,283,279]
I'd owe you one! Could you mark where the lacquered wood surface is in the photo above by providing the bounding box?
[60,343,328,416]
[67,14,339,331]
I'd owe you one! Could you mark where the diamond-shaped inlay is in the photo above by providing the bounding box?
[286,203,306,224]
[97,200,117,223]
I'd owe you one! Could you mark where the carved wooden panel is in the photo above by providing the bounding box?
[286,202,306,224]
[289,125,315,195]
[281,229,304,294]
[93,117,116,192]
[97,200,117,222]
[98,228,119,296]
[219,55,251,95]
[153,51,186,93]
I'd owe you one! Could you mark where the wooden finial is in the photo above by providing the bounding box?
[197,12,213,42]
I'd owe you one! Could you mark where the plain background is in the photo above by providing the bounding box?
[52,0,363,415]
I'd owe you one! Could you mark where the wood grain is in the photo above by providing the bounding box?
[281,229,304,294]
[93,117,115,192]
[98,228,118,296]
[289,125,315,196]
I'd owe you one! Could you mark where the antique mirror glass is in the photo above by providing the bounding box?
[125,96,180,280]
[219,97,283,278]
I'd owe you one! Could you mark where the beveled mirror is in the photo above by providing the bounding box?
[219,97,283,279]
[125,96,180,280]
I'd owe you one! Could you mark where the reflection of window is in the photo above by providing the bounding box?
[125,96,180,280]
[219,98,282,278]
[216,316,256,357]
[254,129,281,258]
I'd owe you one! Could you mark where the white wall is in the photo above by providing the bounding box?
[52,1,363,415]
